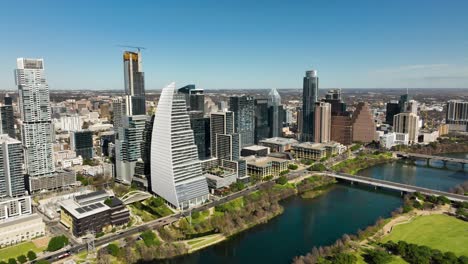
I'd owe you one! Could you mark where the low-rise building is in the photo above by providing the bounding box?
[259,137,298,153]
[241,145,270,157]
[0,196,32,220]
[291,142,327,160]
[204,169,237,190]
[0,214,45,247]
[244,155,290,179]
[59,190,129,237]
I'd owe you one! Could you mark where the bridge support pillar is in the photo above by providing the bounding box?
[442,160,447,169]
[426,158,430,167]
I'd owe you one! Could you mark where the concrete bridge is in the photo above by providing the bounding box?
[324,172,468,203]
[394,151,468,168]
[121,190,153,205]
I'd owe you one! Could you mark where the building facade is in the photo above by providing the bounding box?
[123,50,146,116]
[351,102,376,143]
[314,102,331,143]
[331,114,353,145]
[229,96,255,147]
[70,130,94,160]
[254,98,270,143]
[150,83,209,209]
[0,214,45,248]
[446,100,468,132]
[0,95,15,138]
[393,112,420,144]
[301,70,319,142]
[0,135,24,198]
[210,111,235,158]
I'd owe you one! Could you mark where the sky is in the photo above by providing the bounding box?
[0,0,467,90]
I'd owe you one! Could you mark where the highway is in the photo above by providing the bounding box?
[35,181,271,263]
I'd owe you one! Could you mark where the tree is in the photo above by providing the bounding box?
[27,251,37,261]
[288,164,298,170]
[140,230,158,246]
[363,249,392,264]
[276,175,288,185]
[309,163,326,172]
[7,259,16,264]
[16,256,27,264]
[107,243,120,257]
[47,235,69,251]
[329,253,357,264]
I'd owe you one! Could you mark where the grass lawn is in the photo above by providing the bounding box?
[188,234,225,252]
[0,241,44,261]
[382,214,468,256]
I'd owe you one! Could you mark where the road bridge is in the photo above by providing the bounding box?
[324,172,468,203]
[394,151,468,168]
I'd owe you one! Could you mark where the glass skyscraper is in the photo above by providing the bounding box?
[229,96,255,147]
[302,70,319,142]
[123,50,146,116]
[0,95,15,138]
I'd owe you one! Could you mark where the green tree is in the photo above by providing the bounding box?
[140,230,158,246]
[47,235,69,251]
[363,249,392,264]
[0,261,7,264]
[309,163,326,172]
[107,243,120,257]
[16,256,27,264]
[288,164,298,170]
[27,251,37,261]
[7,259,16,264]
[276,175,288,185]
[329,253,357,264]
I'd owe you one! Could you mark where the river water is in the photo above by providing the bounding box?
[155,153,468,264]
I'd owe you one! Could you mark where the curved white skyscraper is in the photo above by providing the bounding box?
[150,83,209,209]
[268,88,282,137]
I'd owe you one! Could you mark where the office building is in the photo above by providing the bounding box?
[150,83,209,209]
[0,214,45,247]
[0,95,15,138]
[112,97,126,129]
[15,58,74,192]
[0,196,32,220]
[393,112,420,144]
[244,156,290,179]
[178,85,205,112]
[446,100,468,132]
[331,114,353,145]
[241,145,270,157]
[123,50,146,116]
[259,137,298,153]
[385,100,400,125]
[302,70,319,142]
[134,115,154,189]
[189,111,211,160]
[398,93,411,113]
[59,190,129,237]
[314,102,331,143]
[70,130,93,160]
[115,115,147,184]
[351,102,376,143]
[323,89,346,115]
[100,131,115,157]
[229,96,255,147]
[268,88,283,138]
[216,133,241,161]
[291,142,327,160]
[254,98,270,143]
[210,111,235,158]
[0,135,24,198]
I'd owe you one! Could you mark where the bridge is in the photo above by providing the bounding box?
[120,190,153,205]
[324,172,468,203]
[394,151,468,167]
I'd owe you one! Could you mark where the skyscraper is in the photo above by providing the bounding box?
[189,111,211,160]
[446,100,468,132]
[0,95,15,138]
[323,89,346,115]
[112,97,127,129]
[15,58,75,192]
[229,96,255,147]
[351,102,376,143]
[210,111,235,158]
[134,115,154,190]
[268,88,283,138]
[123,50,146,116]
[254,99,270,143]
[393,113,420,144]
[70,130,94,160]
[302,70,319,142]
[313,102,331,143]
[15,58,55,178]
[0,135,24,198]
[178,85,205,112]
[385,100,400,125]
[115,115,147,184]
[151,83,209,209]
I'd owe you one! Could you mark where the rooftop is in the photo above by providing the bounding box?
[259,137,298,145]
[60,199,109,219]
[243,155,289,167]
[242,145,270,151]
[292,142,326,150]
[0,213,43,229]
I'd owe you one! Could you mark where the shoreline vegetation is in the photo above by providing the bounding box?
[393,135,468,156]
[292,191,468,264]
[95,174,336,263]
[332,152,395,175]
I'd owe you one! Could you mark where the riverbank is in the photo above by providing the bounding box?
[395,136,468,156]
[332,152,395,175]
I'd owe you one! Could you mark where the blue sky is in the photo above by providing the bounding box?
[0,0,467,90]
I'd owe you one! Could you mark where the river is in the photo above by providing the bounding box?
[153,153,468,264]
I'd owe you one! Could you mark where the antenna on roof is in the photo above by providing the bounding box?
[116,45,146,52]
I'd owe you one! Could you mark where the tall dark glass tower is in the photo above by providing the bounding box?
[189,111,211,160]
[123,50,146,116]
[302,70,319,142]
[254,98,270,143]
[0,95,15,138]
[178,85,205,112]
[323,89,346,115]
[229,96,255,147]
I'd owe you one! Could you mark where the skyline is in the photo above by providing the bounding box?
[1,0,468,90]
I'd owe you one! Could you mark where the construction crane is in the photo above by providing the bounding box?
[116,45,146,52]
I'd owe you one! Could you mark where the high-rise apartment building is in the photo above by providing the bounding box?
[112,97,127,129]
[115,115,147,184]
[210,111,235,158]
[302,70,319,142]
[229,96,255,147]
[15,58,55,178]
[123,51,146,116]
[189,111,211,160]
[15,58,75,192]
[216,133,241,161]
[323,89,346,115]
[313,102,331,143]
[351,102,376,143]
[70,130,94,159]
[150,83,209,209]
[331,114,353,145]
[134,115,154,190]
[446,100,468,132]
[0,135,24,198]
[0,95,15,138]
[393,113,420,143]
[385,100,400,125]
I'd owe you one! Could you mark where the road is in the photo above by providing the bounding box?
[35,181,271,263]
